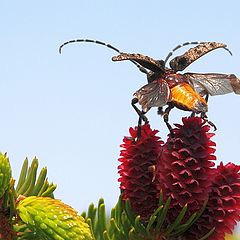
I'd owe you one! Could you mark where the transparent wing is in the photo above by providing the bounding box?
[112,53,165,72]
[184,72,240,96]
[134,79,170,112]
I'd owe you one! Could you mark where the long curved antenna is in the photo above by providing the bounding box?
[58,39,149,75]
[59,39,121,54]
[164,41,232,65]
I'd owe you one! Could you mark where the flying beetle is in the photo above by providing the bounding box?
[59,39,240,135]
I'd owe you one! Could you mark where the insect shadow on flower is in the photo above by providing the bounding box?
[59,39,240,137]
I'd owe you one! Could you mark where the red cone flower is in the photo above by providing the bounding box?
[118,117,240,239]
[156,117,216,218]
[118,124,163,220]
[0,199,15,240]
[185,162,240,240]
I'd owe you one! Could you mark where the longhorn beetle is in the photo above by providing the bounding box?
[59,39,240,137]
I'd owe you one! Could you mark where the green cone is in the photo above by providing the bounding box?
[0,153,12,198]
[17,196,93,240]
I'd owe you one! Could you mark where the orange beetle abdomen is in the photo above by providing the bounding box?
[170,83,208,113]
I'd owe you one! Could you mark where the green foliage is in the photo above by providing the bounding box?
[0,152,12,198]
[13,223,43,240]
[225,234,240,240]
[0,155,58,239]
[16,158,56,198]
[0,154,237,240]
[81,193,214,240]
[16,196,93,240]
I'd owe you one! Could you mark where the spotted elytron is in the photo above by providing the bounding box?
[59,39,240,134]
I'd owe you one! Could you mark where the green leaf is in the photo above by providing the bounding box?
[86,218,96,240]
[171,212,197,236]
[97,200,107,239]
[134,215,148,237]
[81,211,87,219]
[103,230,110,240]
[120,211,132,239]
[37,179,49,196]
[23,158,39,196]
[156,197,171,230]
[164,204,188,235]
[108,218,121,237]
[146,205,163,233]
[31,167,47,195]
[16,158,56,198]
[112,197,122,225]
[17,158,38,195]
[41,183,57,197]
[128,228,140,240]
[124,199,136,227]
[0,152,12,198]
[16,158,28,192]
[194,199,208,224]
[87,203,97,225]
[158,190,164,206]
[198,227,215,240]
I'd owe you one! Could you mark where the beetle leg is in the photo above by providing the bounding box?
[205,93,209,103]
[208,120,217,131]
[136,116,143,140]
[131,98,149,139]
[131,98,148,122]
[201,112,217,131]
[157,107,164,115]
[162,104,174,137]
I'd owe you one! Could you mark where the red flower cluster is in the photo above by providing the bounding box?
[0,199,15,240]
[118,117,240,239]
[185,162,240,240]
[118,124,163,220]
[156,117,216,220]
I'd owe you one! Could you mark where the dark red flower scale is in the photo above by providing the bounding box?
[185,162,240,240]
[118,124,163,220]
[0,200,14,240]
[156,117,217,218]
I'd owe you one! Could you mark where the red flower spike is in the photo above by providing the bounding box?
[156,117,217,220]
[0,209,15,240]
[185,162,240,240]
[118,124,163,220]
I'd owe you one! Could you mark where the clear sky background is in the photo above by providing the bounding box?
[1,0,240,233]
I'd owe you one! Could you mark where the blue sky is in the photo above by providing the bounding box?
[1,0,240,233]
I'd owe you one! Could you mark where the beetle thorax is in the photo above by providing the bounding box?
[165,73,185,88]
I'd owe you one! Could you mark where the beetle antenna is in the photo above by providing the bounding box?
[59,39,149,75]
[59,39,121,54]
[164,41,232,65]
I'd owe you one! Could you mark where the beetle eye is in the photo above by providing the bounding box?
[157,60,165,66]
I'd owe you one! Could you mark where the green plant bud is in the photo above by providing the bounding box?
[0,153,12,198]
[17,196,93,240]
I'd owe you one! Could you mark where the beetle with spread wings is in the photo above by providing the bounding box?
[59,40,240,134]
[112,42,240,132]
